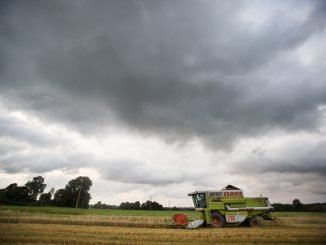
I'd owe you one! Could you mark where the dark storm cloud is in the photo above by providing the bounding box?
[1,0,326,203]
[1,0,326,148]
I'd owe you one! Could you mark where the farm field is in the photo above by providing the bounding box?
[0,205,325,244]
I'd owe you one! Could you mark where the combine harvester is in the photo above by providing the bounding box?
[173,185,274,228]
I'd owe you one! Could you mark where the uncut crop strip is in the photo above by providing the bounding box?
[1,223,326,245]
[0,214,173,228]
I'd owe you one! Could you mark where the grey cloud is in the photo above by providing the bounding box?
[231,138,326,176]
[0,140,25,156]
[268,142,326,176]
[0,148,92,174]
[0,114,63,147]
[100,160,176,185]
[1,0,326,149]
[241,172,325,203]
[99,159,206,186]
[0,1,326,192]
[0,113,92,174]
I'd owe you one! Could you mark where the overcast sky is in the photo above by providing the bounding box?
[1,0,326,206]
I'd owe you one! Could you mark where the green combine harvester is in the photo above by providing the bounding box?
[173,185,274,228]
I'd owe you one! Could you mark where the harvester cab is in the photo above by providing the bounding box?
[173,185,274,228]
[191,192,207,208]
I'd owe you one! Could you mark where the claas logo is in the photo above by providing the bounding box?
[223,191,243,197]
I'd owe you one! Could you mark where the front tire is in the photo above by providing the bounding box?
[211,212,225,228]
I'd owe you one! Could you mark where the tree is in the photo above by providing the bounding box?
[134,201,141,210]
[272,203,294,211]
[25,176,46,201]
[14,186,32,203]
[92,201,118,209]
[141,200,163,210]
[292,199,304,211]
[66,176,92,208]
[53,189,67,206]
[53,176,92,208]
[39,192,52,206]
[0,188,5,201]
[0,183,18,202]
[120,201,141,210]
[93,201,109,209]
[0,177,47,204]
[0,183,31,204]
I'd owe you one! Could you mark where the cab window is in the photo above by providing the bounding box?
[192,193,207,208]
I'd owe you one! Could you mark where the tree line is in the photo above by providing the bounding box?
[92,199,326,212]
[1,177,325,212]
[272,199,326,212]
[92,200,164,210]
[0,176,92,208]
[0,176,166,210]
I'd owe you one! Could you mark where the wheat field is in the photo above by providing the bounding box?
[0,206,325,244]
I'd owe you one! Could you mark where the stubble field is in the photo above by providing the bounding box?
[0,206,325,244]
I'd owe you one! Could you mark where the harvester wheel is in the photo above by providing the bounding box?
[211,212,224,228]
[248,217,259,228]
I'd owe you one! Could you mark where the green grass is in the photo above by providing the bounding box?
[0,205,198,217]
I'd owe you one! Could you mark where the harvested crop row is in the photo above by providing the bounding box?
[1,223,326,245]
